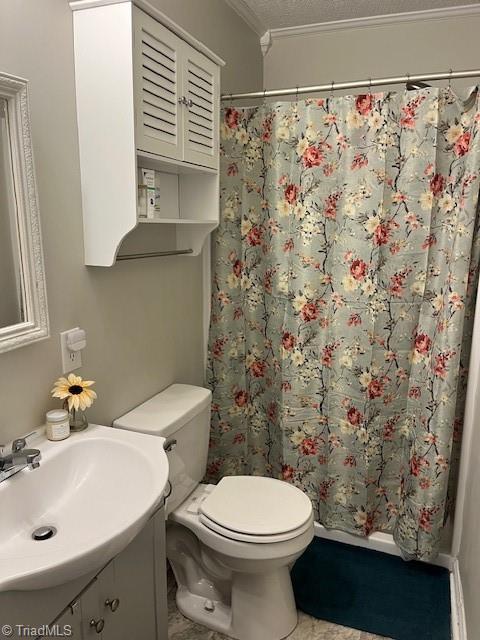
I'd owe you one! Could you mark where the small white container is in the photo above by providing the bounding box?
[140,167,155,188]
[146,187,156,219]
[46,409,70,441]
[137,184,147,218]
[139,168,156,218]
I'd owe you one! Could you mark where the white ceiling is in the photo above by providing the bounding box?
[227,0,480,32]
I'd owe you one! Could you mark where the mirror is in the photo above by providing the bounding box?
[0,73,48,353]
[0,98,25,327]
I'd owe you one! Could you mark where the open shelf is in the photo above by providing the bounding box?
[119,217,218,262]
[134,153,219,257]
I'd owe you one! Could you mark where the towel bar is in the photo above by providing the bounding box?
[116,249,194,261]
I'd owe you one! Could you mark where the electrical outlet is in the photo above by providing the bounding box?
[60,329,82,373]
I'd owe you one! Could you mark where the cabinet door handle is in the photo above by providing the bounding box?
[178,96,193,108]
[90,618,105,633]
[105,597,120,612]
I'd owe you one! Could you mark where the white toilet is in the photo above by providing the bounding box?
[114,384,314,640]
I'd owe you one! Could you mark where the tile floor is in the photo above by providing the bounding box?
[167,570,391,640]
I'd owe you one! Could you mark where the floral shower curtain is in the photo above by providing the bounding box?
[207,87,480,560]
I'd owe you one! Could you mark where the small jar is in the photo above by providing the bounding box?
[46,409,70,441]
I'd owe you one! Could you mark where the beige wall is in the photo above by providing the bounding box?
[0,0,262,444]
[146,0,262,94]
[459,418,480,638]
[458,318,480,639]
[264,16,480,96]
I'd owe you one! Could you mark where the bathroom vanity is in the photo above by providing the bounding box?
[0,425,170,640]
[0,510,167,640]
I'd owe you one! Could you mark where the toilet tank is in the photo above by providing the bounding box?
[113,384,212,514]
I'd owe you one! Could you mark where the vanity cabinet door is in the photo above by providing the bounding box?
[45,601,83,639]
[79,578,105,640]
[133,7,184,161]
[99,520,158,640]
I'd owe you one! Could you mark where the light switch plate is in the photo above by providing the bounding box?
[60,328,82,373]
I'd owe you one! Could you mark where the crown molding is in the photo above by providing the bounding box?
[269,3,480,40]
[223,0,267,36]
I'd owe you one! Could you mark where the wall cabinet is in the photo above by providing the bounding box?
[0,509,168,640]
[70,0,224,266]
[134,8,219,170]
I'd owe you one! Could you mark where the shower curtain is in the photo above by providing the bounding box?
[207,87,480,560]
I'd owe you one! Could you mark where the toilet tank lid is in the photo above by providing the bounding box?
[113,384,211,437]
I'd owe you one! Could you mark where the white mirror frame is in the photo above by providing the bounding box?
[0,72,49,353]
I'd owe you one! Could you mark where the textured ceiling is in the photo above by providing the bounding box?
[236,0,480,30]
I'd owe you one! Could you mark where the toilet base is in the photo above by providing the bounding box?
[167,485,313,640]
[176,586,233,635]
[175,566,298,640]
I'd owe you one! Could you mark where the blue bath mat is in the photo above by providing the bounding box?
[291,537,450,640]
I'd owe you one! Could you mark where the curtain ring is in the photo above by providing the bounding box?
[368,78,372,96]
[448,69,453,88]
[263,88,267,104]
[330,80,335,99]
[295,85,299,103]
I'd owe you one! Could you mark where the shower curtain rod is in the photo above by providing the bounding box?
[221,68,480,101]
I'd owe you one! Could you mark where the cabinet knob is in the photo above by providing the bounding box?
[105,597,120,612]
[90,618,105,633]
[178,96,193,108]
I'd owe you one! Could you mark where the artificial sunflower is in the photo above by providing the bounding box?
[51,373,97,411]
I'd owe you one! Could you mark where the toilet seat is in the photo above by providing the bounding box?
[198,476,312,543]
[170,482,315,562]
[199,512,313,543]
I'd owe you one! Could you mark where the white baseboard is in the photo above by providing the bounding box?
[313,521,453,569]
[451,559,467,640]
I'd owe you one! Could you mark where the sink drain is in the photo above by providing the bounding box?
[32,526,57,541]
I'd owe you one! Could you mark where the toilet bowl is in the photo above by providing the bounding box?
[114,384,314,640]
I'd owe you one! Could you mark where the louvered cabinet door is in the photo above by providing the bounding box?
[133,8,183,160]
[182,47,219,169]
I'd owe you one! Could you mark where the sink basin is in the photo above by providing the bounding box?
[0,424,168,591]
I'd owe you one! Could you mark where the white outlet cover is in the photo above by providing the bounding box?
[60,328,83,373]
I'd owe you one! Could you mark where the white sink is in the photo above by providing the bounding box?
[0,424,168,591]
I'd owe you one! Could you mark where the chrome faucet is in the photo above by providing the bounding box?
[0,433,41,482]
